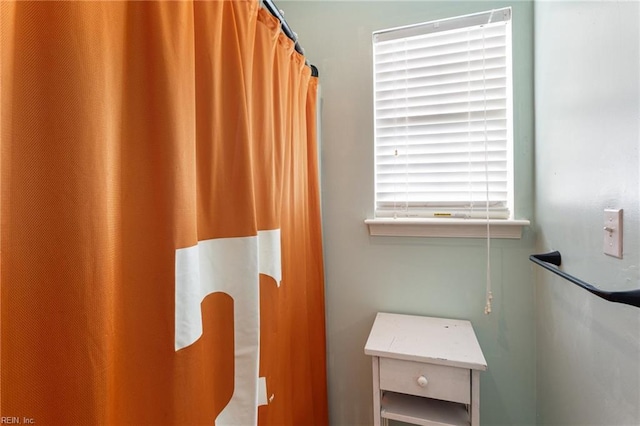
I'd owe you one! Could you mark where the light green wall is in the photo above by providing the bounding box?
[534,1,640,424]
[284,2,536,425]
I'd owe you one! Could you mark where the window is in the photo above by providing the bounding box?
[372,8,514,221]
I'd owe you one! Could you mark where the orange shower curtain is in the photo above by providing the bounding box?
[1,1,328,424]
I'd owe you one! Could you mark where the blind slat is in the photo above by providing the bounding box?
[375,45,506,74]
[376,99,507,120]
[375,71,506,95]
[376,116,507,136]
[375,57,506,83]
[376,83,507,106]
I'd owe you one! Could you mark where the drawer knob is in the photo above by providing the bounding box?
[417,375,428,387]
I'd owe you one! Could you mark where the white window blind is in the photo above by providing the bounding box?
[373,8,513,219]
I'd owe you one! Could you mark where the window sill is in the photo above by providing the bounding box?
[364,218,530,239]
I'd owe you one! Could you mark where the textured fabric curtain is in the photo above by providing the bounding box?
[1,1,328,424]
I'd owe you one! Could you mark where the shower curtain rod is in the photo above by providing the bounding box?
[530,251,640,308]
[262,0,319,77]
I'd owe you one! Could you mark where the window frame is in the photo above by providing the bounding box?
[366,8,529,238]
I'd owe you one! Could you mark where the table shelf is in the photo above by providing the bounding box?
[382,392,470,426]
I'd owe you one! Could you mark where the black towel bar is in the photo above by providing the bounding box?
[530,251,640,308]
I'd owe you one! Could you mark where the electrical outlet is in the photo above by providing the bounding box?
[603,209,623,258]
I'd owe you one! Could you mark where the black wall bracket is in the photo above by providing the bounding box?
[530,251,640,309]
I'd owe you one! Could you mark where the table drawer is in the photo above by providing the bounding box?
[379,358,470,404]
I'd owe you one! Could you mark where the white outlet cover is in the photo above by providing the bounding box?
[603,209,623,258]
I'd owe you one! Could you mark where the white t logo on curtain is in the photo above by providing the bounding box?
[174,229,282,425]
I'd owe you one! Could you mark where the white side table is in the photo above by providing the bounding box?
[364,313,487,426]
